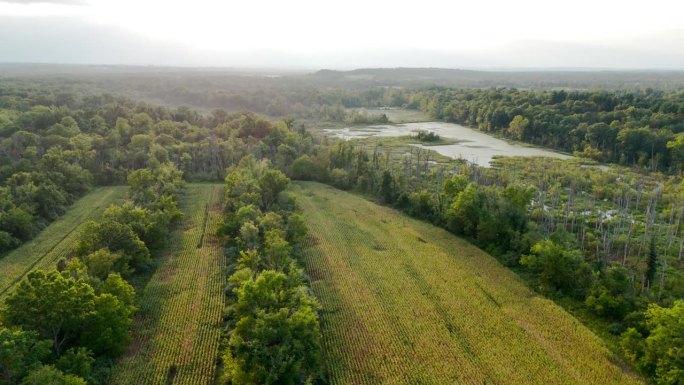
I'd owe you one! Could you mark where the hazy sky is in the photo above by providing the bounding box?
[1,0,684,69]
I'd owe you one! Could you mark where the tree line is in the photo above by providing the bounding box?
[217,156,322,385]
[0,163,184,385]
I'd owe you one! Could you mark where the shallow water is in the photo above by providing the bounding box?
[324,122,572,167]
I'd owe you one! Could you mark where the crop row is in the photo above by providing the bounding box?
[109,184,225,385]
[296,183,643,385]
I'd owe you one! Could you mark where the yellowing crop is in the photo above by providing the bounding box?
[293,182,643,385]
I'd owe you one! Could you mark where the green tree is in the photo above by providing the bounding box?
[76,221,151,274]
[445,183,483,237]
[55,347,94,382]
[520,239,593,297]
[263,230,292,271]
[80,293,133,356]
[0,328,51,385]
[622,301,684,384]
[21,365,86,385]
[379,170,396,204]
[667,133,684,171]
[508,115,529,140]
[259,169,290,210]
[228,271,322,385]
[3,270,96,354]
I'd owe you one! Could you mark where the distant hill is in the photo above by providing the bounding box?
[311,67,684,90]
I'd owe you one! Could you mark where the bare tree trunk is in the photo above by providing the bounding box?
[658,257,667,302]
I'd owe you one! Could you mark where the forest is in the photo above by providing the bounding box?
[0,70,682,384]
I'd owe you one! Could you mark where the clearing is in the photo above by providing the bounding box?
[292,182,642,385]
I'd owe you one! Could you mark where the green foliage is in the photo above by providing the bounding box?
[585,265,633,319]
[263,230,293,272]
[0,328,51,385]
[621,300,684,384]
[3,270,97,354]
[20,365,86,385]
[415,130,440,142]
[81,294,132,357]
[55,347,95,382]
[3,269,133,357]
[290,155,323,181]
[221,161,321,385]
[521,239,593,298]
[445,183,483,237]
[76,221,151,274]
[508,115,529,140]
[227,270,322,385]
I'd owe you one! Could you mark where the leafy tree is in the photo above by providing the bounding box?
[228,270,322,385]
[508,115,529,140]
[76,221,151,274]
[445,183,483,237]
[55,347,95,382]
[0,328,51,385]
[259,169,290,210]
[3,269,133,358]
[622,300,684,384]
[379,170,396,204]
[263,230,292,271]
[667,133,684,171]
[103,202,165,250]
[329,168,350,190]
[258,212,284,233]
[82,248,125,280]
[21,365,86,385]
[520,239,593,297]
[0,230,20,253]
[285,214,307,245]
[224,167,261,213]
[585,265,633,319]
[80,293,132,356]
[98,273,137,313]
[290,155,321,181]
[237,249,261,272]
[238,221,260,250]
[3,270,96,354]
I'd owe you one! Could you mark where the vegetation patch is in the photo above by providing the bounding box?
[294,182,642,385]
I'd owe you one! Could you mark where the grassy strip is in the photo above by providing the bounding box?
[0,186,128,297]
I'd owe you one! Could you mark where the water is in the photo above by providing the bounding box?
[324,122,572,167]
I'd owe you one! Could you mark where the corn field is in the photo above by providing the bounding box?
[294,182,644,385]
[109,184,225,385]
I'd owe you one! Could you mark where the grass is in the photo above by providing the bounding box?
[292,182,644,385]
[0,186,128,298]
[109,184,225,385]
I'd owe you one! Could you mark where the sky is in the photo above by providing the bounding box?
[1,0,684,69]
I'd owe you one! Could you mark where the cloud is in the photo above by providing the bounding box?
[0,16,683,70]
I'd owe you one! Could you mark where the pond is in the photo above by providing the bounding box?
[324,121,572,167]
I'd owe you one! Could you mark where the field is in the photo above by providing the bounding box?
[292,182,643,385]
[109,184,225,385]
[0,186,128,298]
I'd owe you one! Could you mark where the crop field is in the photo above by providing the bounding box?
[292,182,643,385]
[109,184,225,385]
[0,186,128,298]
